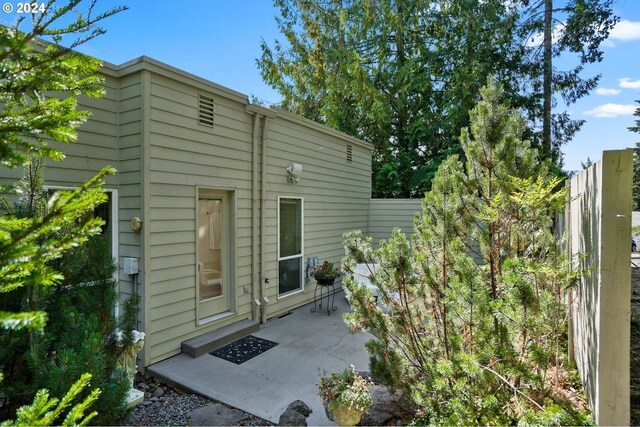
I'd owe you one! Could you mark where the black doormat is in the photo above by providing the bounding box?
[209,335,278,365]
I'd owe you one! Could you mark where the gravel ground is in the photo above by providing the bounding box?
[123,377,272,426]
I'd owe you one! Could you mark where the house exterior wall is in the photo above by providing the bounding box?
[144,67,257,364]
[262,110,371,318]
[127,59,373,365]
[38,64,144,327]
[0,63,146,329]
[116,68,145,315]
[367,198,422,244]
[0,55,373,367]
[0,67,119,187]
[43,68,120,188]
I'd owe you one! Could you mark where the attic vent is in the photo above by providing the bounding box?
[198,94,214,127]
[346,144,353,162]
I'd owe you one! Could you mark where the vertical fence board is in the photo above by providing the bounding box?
[567,149,632,425]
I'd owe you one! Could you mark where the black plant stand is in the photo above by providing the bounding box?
[311,280,337,315]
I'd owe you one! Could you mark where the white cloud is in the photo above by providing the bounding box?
[619,78,640,89]
[526,19,639,48]
[584,103,636,118]
[596,88,621,96]
[610,20,640,41]
[601,39,615,48]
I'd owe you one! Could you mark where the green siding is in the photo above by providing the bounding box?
[145,71,256,364]
[262,114,371,317]
[117,71,144,305]
[367,199,422,244]
[0,55,375,367]
[142,69,373,362]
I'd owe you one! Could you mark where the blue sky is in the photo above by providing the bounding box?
[2,0,639,172]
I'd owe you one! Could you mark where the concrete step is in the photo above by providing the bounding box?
[181,319,259,358]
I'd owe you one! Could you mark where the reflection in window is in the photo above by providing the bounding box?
[198,198,223,300]
[278,198,303,296]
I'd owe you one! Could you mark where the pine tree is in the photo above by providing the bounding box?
[0,158,135,424]
[0,1,127,424]
[1,373,100,427]
[342,80,589,424]
[0,0,125,333]
[259,0,527,197]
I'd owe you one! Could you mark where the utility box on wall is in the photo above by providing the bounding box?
[123,257,139,275]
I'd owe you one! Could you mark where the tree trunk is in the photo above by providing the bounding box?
[543,0,553,154]
[395,2,410,198]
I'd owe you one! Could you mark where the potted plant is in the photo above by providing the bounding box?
[312,261,340,286]
[318,365,372,426]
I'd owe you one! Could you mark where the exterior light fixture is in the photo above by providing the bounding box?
[286,162,302,184]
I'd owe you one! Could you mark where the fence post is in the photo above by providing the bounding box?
[567,149,632,426]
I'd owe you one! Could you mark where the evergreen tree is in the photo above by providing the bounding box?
[0,158,135,424]
[0,0,125,332]
[518,0,618,156]
[259,0,526,197]
[342,80,589,424]
[0,1,127,424]
[1,373,100,427]
[581,157,594,170]
[259,0,617,196]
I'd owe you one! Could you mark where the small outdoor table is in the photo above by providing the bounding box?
[310,280,337,315]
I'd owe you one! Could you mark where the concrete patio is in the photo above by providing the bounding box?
[146,290,373,425]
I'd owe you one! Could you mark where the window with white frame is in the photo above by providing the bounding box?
[278,197,303,296]
[47,187,118,266]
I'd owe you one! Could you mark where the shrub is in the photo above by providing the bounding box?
[0,159,135,424]
[342,80,591,425]
[1,373,100,427]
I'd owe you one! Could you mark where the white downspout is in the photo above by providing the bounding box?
[260,117,270,324]
[251,112,261,322]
